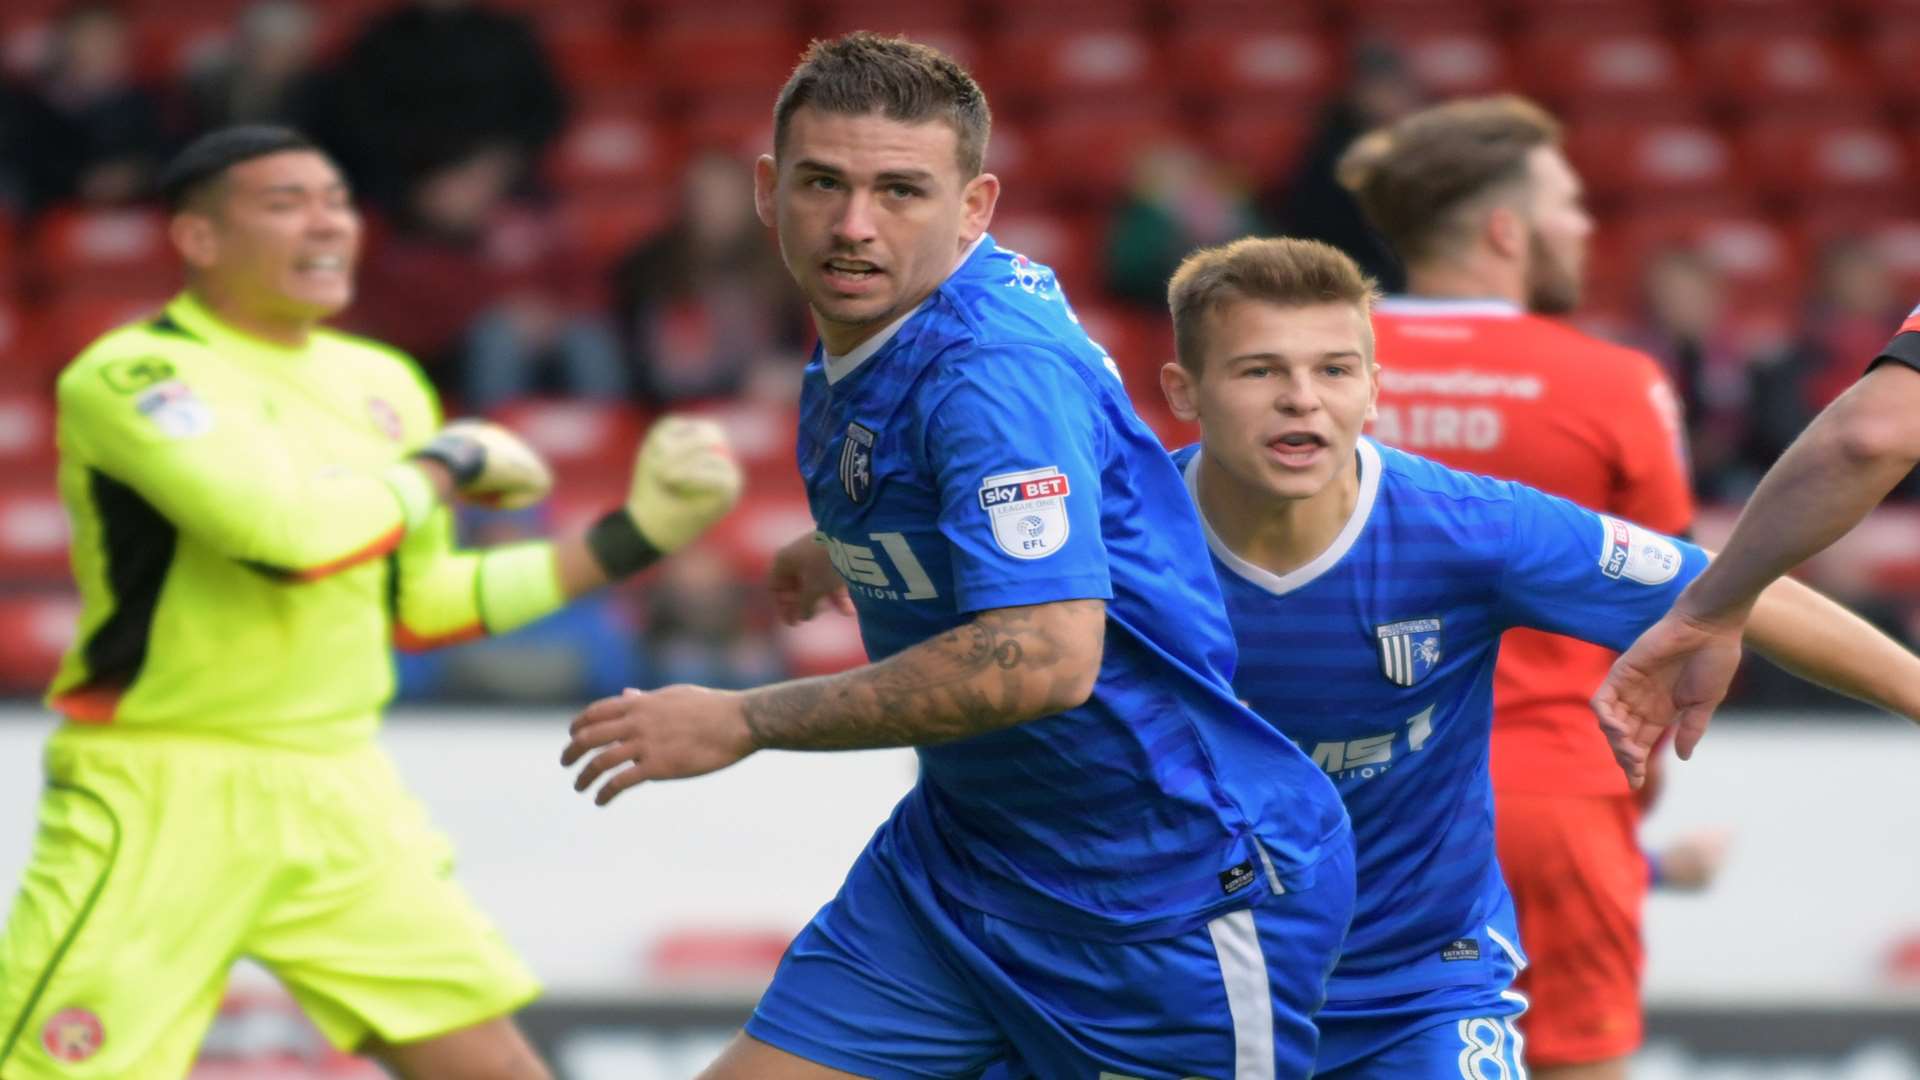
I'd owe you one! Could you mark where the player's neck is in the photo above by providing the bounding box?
[187,283,316,349]
[1198,452,1361,577]
[1404,257,1524,307]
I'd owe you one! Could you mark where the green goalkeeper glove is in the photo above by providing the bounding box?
[412,419,554,510]
[586,415,742,578]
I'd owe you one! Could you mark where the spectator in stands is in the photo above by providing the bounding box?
[1632,247,1755,499]
[349,144,624,402]
[1746,238,1911,494]
[321,0,566,210]
[0,81,38,212]
[178,0,328,134]
[1264,42,1423,292]
[1102,138,1262,310]
[21,1,168,209]
[611,151,807,407]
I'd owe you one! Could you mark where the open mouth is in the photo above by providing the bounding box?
[1268,431,1328,467]
[294,254,348,275]
[822,258,882,286]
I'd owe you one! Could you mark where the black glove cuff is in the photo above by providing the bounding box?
[412,436,485,486]
[586,508,664,579]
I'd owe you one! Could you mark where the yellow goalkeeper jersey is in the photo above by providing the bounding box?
[46,291,563,750]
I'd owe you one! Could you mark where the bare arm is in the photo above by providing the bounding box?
[1742,572,1920,722]
[562,599,1107,804]
[743,599,1106,751]
[1678,362,1920,625]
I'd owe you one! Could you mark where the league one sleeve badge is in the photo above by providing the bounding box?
[978,466,1071,560]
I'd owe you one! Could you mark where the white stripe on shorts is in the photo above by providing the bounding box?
[1207,908,1276,1080]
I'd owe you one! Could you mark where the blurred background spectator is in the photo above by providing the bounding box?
[1104,139,1263,309]
[177,0,328,134]
[19,1,166,209]
[1630,246,1757,500]
[611,151,807,407]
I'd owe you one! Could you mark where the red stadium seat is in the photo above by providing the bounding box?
[1202,104,1314,192]
[1683,0,1838,33]
[1020,102,1181,205]
[1522,32,1699,114]
[815,0,975,39]
[554,191,674,275]
[1863,21,1920,108]
[980,0,1149,29]
[489,398,645,482]
[1739,123,1913,203]
[1696,32,1873,116]
[1340,0,1497,32]
[1796,213,1920,298]
[40,291,171,372]
[0,487,70,584]
[548,107,681,196]
[30,206,178,294]
[0,392,56,474]
[1564,121,1737,200]
[1386,30,1513,97]
[1615,212,1805,310]
[1164,0,1325,32]
[979,27,1160,104]
[0,591,78,691]
[675,398,801,489]
[643,23,803,99]
[543,23,647,96]
[777,613,867,677]
[1168,29,1340,101]
[1507,0,1666,34]
[703,488,815,581]
[137,14,232,81]
[681,96,776,158]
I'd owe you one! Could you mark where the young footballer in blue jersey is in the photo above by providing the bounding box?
[1157,236,1920,1080]
[559,35,1354,1080]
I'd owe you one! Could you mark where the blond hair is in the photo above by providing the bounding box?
[1168,236,1379,371]
[1337,94,1561,265]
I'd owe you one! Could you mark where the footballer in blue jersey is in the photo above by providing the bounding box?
[1155,236,1920,1079]
[563,37,1354,1080]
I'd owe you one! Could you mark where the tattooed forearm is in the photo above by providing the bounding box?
[742,599,1105,751]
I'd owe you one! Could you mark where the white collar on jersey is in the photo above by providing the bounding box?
[822,234,989,385]
[1186,438,1384,597]
[1374,296,1523,318]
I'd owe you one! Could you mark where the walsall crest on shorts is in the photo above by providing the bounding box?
[1376,618,1442,687]
[840,422,876,504]
[41,1007,103,1062]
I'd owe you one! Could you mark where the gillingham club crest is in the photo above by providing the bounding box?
[1376,617,1442,687]
[840,422,876,504]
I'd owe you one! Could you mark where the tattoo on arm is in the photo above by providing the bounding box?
[742,599,1104,751]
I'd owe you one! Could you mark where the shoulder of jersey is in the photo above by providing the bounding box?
[931,246,1104,375]
[59,310,211,392]
[315,326,442,417]
[1373,439,1519,507]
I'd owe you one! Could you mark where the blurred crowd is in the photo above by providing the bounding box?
[2,0,1918,705]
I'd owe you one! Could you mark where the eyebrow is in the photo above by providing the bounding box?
[251,182,349,197]
[1226,349,1365,363]
[791,160,936,185]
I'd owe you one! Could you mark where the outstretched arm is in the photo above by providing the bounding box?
[562,598,1106,804]
[1595,360,1920,785]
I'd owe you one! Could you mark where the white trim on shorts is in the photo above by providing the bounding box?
[1207,909,1276,1080]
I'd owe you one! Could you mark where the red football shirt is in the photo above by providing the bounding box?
[1369,297,1694,796]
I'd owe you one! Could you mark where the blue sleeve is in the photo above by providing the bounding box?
[1493,484,1710,650]
[923,348,1114,614]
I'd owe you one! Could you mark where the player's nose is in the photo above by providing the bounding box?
[831,190,880,245]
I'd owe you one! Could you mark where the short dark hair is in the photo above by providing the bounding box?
[772,32,991,177]
[158,125,328,210]
[1336,95,1561,265]
[1169,237,1380,372]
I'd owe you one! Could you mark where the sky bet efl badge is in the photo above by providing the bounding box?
[1377,618,1442,687]
[979,466,1070,559]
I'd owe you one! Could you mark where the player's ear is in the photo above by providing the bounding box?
[1365,361,1381,423]
[169,211,218,271]
[753,154,778,229]
[1485,204,1526,261]
[959,171,1000,245]
[1161,360,1201,422]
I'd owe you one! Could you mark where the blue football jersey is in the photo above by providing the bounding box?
[1170,437,1709,997]
[795,235,1348,941]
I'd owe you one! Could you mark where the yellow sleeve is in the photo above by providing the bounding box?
[389,507,570,650]
[57,360,436,579]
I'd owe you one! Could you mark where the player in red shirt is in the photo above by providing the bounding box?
[1338,95,1704,1079]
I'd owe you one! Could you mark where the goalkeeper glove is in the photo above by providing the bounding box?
[587,415,742,577]
[412,419,554,511]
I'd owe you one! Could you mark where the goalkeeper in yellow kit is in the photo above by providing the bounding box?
[0,127,741,1080]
